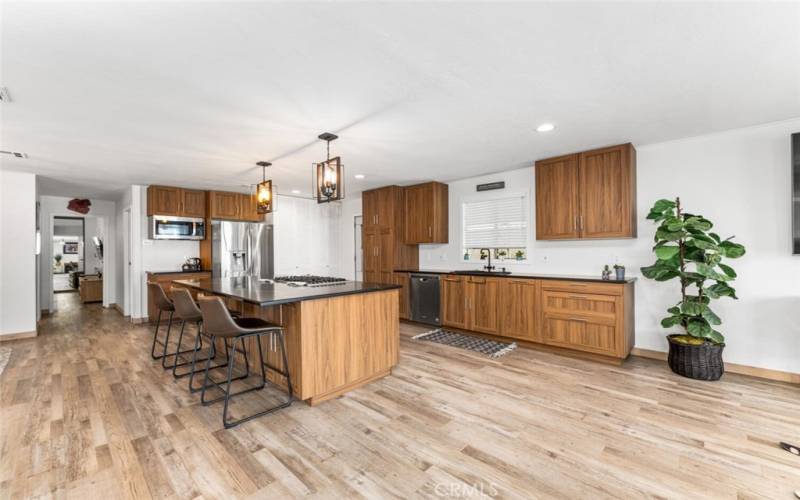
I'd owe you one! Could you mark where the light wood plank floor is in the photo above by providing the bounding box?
[1,293,799,499]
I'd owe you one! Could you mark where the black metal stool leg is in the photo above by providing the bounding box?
[199,337,250,405]
[150,310,162,359]
[219,330,293,429]
[178,322,226,382]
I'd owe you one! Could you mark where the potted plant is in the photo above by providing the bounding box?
[613,264,625,280]
[515,250,524,261]
[641,197,745,381]
[497,249,507,260]
[54,254,63,265]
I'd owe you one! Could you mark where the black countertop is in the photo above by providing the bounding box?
[147,270,210,276]
[393,269,636,284]
[173,277,401,307]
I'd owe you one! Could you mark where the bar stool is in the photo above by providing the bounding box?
[148,282,174,360]
[148,282,202,371]
[170,288,249,391]
[197,296,293,428]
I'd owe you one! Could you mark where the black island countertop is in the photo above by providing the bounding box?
[173,277,400,307]
[393,269,636,284]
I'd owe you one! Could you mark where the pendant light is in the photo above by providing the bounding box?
[255,161,273,214]
[313,132,344,203]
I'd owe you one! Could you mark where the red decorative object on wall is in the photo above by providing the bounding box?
[67,198,91,214]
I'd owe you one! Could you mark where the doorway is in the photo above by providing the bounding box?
[52,216,85,293]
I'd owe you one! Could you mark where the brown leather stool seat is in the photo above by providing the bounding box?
[196,295,293,428]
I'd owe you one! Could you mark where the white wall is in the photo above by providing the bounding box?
[0,170,38,336]
[334,119,800,374]
[338,196,363,281]
[115,187,132,315]
[39,195,117,311]
[273,195,343,277]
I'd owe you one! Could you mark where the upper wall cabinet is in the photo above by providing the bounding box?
[535,143,636,240]
[147,185,207,218]
[208,190,263,222]
[403,181,448,244]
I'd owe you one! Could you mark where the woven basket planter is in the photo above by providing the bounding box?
[667,335,725,381]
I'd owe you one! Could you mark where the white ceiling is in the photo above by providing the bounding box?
[2,2,799,200]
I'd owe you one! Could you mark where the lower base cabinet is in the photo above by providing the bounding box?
[437,276,634,361]
[393,272,410,320]
[498,279,540,342]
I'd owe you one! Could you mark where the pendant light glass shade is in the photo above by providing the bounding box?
[314,156,344,203]
[255,162,273,214]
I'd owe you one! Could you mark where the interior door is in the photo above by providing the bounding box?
[579,145,633,238]
[535,154,580,240]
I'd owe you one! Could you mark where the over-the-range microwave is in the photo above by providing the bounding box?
[149,215,206,240]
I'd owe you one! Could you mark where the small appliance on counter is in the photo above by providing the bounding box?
[182,257,202,272]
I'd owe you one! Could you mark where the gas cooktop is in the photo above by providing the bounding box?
[273,275,348,287]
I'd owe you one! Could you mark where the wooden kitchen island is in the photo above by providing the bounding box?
[172,277,400,405]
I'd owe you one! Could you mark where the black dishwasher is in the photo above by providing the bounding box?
[410,273,441,326]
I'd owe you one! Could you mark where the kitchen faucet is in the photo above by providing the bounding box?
[480,248,495,272]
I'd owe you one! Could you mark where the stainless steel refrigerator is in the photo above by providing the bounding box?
[211,220,274,280]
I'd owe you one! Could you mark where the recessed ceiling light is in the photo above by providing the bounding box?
[354,174,365,179]
[536,123,556,132]
[291,189,301,194]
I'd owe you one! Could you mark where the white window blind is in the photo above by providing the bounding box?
[463,195,527,248]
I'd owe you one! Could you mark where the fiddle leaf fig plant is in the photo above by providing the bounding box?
[640,197,745,345]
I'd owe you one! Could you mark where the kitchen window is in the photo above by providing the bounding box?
[462,193,528,262]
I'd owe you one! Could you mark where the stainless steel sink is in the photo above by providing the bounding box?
[452,270,512,276]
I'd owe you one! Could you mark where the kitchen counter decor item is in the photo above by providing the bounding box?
[614,264,625,280]
[640,197,745,380]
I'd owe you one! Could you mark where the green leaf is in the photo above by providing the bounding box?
[718,263,737,278]
[707,330,725,344]
[687,319,712,338]
[702,307,722,325]
[696,263,729,281]
[667,306,681,315]
[707,282,738,300]
[719,241,746,258]
[661,315,683,328]
[655,246,680,260]
[652,199,676,212]
[684,216,713,231]
[688,238,719,251]
[681,300,706,316]
[655,228,686,241]
[708,232,721,243]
